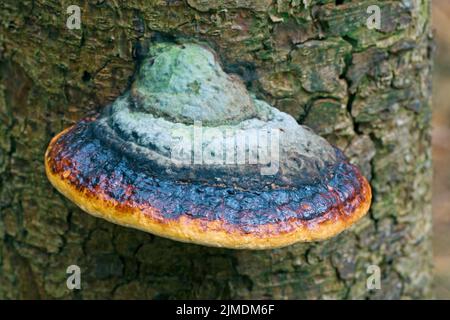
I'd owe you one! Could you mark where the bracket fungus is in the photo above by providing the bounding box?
[45,42,371,249]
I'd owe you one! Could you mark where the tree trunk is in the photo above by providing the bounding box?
[0,0,433,299]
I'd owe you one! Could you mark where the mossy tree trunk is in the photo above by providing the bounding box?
[0,0,433,299]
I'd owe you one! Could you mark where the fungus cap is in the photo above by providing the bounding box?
[45,42,371,249]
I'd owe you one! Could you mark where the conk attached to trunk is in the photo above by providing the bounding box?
[45,42,371,249]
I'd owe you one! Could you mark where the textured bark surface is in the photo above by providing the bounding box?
[0,0,433,299]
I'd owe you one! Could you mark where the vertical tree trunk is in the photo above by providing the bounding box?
[0,0,433,299]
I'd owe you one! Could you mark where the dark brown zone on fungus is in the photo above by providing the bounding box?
[46,118,369,235]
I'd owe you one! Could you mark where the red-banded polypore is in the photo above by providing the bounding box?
[45,42,371,249]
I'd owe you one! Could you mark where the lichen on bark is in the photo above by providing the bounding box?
[0,0,433,299]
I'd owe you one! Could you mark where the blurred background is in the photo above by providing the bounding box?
[432,0,450,299]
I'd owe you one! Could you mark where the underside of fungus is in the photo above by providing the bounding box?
[45,42,371,249]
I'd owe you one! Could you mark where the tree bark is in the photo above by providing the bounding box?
[0,0,433,299]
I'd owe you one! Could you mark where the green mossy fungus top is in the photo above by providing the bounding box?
[131,42,259,126]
